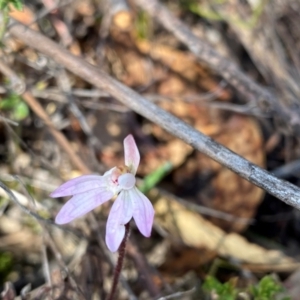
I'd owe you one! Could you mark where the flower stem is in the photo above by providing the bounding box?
[107,223,130,300]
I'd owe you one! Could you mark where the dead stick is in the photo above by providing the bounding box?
[7,21,300,211]
[22,91,91,174]
[132,0,295,131]
[0,59,90,174]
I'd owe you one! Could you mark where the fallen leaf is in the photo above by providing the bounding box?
[154,194,298,272]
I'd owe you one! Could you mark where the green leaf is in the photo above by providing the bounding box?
[139,162,172,194]
[0,93,29,121]
[202,276,237,300]
[0,252,12,272]
[0,0,8,10]
[0,0,23,10]
[11,0,23,10]
[0,251,13,283]
[250,275,291,300]
[135,10,152,40]
[0,94,20,109]
[13,101,29,120]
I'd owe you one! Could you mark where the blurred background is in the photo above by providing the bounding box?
[0,0,300,299]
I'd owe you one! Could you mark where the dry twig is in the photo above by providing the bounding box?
[0,59,90,174]
[22,91,91,174]
[132,0,300,134]
[7,21,300,211]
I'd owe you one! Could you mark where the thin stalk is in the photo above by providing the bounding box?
[107,222,130,300]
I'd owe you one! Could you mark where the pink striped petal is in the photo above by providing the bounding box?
[124,135,140,175]
[131,187,154,237]
[106,191,133,252]
[50,175,105,197]
[55,188,113,224]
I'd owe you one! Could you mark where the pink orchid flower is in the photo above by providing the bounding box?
[50,135,155,252]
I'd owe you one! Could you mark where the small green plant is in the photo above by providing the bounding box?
[250,275,290,300]
[135,10,152,40]
[0,0,23,41]
[0,251,13,284]
[201,275,290,300]
[0,93,29,121]
[180,0,268,29]
[0,0,23,10]
[139,162,172,194]
[202,276,237,300]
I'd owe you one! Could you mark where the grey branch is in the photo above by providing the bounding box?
[132,0,300,134]
[7,21,300,210]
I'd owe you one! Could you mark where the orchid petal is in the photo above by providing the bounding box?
[55,188,113,224]
[50,175,106,198]
[124,135,140,175]
[118,173,136,190]
[106,191,133,252]
[131,187,154,237]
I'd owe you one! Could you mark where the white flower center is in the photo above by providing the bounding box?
[118,173,136,190]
